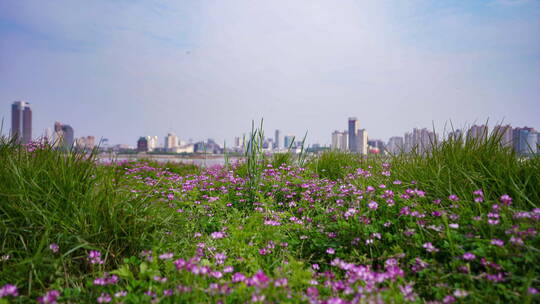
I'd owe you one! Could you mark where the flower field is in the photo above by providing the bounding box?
[1,135,539,303]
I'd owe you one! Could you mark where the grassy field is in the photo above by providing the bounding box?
[0,133,539,303]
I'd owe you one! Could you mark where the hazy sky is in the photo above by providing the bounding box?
[1,0,539,146]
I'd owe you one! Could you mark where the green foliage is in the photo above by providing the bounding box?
[390,129,540,209]
[307,149,361,180]
[0,138,171,295]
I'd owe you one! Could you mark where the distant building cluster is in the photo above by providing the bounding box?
[331,120,539,157]
[9,101,97,151]
[331,117,369,154]
[136,133,223,154]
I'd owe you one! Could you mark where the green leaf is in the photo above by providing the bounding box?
[111,264,133,279]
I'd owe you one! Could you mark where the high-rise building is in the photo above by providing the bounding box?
[284,135,295,149]
[164,133,178,152]
[11,101,32,144]
[274,130,281,150]
[43,128,53,143]
[513,127,537,156]
[331,130,348,151]
[404,132,413,153]
[62,125,74,148]
[348,117,358,153]
[86,136,96,150]
[387,136,404,154]
[234,136,245,149]
[146,136,159,151]
[357,129,368,155]
[492,125,513,148]
[447,129,463,143]
[137,137,148,152]
[52,121,74,149]
[467,125,489,143]
[407,128,437,154]
[53,122,64,148]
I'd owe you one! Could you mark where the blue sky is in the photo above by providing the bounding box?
[1,0,539,146]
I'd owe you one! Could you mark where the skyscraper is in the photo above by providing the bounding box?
[492,125,513,148]
[165,133,179,152]
[331,130,348,151]
[357,129,368,155]
[274,130,281,150]
[53,122,64,148]
[410,128,437,154]
[348,117,358,153]
[53,121,74,149]
[513,127,537,156]
[11,101,32,144]
[447,129,463,143]
[284,135,295,149]
[467,125,489,143]
[404,132,413,153]
[62,125,74,148]
[146,136,159,151]
[137,137,149,152]
[387,136,404,155]
[43,128,52,143]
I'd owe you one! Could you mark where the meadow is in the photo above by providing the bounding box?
[0,130,539,303]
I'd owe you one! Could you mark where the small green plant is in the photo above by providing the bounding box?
[308,149,360,180]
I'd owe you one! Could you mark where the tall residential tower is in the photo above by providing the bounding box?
[11,101,32,144]
[348,117,358,153]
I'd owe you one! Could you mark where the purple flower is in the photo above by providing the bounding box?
[49,243,59,253]
[448,194,459,202]
[490,239,504,247]
[88,250,104,265]
[306,286,319,298]
[454,289,469,298]
[443,295,456,303]
[97,293,112,303]
[326,247,335,254]
[114,291,127,298]
[0,284,18,298]
[37,290,60,304]
[250,270,270,288]
[500,194,512,206]
[462,252,476,260]
[211,231,226,239]
[528,287,539,295]
[232,272,246,283]
[368,201,378,210]
[274,278,288,287]
[159,252,174,260]
[423,242,439,253]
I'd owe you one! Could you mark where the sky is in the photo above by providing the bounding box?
[1,0,539,146]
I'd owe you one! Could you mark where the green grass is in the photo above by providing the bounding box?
[390,131,540,209]
[0,138,175,296]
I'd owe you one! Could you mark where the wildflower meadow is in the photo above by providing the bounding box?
[0,128,539,303]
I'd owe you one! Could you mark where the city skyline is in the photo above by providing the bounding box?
[3,100,540,152]
[1,1,540,145]
[4,100,539,156]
